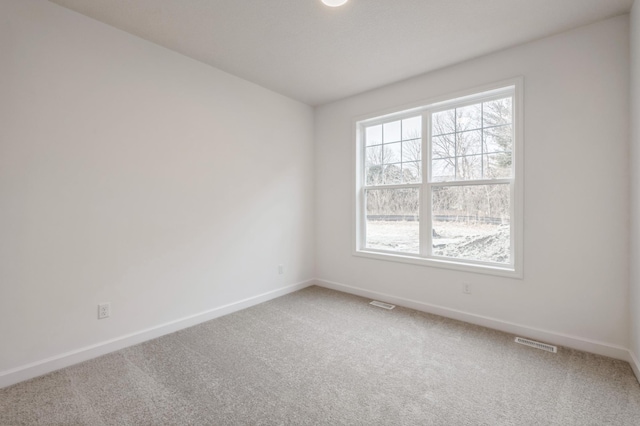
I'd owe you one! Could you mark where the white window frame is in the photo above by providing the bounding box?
[353,78,523,278]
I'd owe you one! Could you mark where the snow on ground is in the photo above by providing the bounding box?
[366,220,420,254]
[366,220,510,264]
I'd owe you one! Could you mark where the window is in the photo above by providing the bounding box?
[355,81,522,277]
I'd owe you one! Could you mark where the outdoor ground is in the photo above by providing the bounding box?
[366,220,510,264]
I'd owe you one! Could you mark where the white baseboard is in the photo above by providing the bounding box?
[0,280,313,389]
[315,278,631,362]
[629,350,640,385]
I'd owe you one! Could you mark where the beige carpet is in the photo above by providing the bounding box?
[1,286,639,425]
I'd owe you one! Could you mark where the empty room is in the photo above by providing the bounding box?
[2,0,640,424]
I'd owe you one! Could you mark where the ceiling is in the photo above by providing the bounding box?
[49,0,633,106]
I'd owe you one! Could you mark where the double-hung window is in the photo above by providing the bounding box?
[355,81,522,277]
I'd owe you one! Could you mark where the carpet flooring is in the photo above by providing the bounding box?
[1,286,640,425]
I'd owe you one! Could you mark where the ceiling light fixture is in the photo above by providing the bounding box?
[321,0,348,7]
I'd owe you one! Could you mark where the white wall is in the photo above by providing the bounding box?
[0,0,314,378]
[630,1,640,375]
[316,16,630,356]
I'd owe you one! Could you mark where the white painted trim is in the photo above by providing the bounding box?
[315,278,630,361]
[353,78,524,279]
[352,250,520,279]
[629,350,640,385]
[0,280,314,389]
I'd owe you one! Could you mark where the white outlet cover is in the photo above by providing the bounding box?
[98,303,110,319]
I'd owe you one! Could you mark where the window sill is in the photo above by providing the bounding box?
[353,249,522,279]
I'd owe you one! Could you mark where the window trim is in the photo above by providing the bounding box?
[352,78,524,279]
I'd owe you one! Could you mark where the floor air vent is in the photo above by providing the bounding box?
[369,300,395,310]
[515,337,557,353]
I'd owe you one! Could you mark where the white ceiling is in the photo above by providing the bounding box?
[49,0,633,106]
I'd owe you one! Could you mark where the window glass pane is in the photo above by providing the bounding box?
[402,116,422,140]
[432,134,455,159]
[402,161,421,183]
[365,125,383,146]
[431,158,455,182]
[432,100,513,184]
[432,184,510,264]
[457,103,482,131]
[456,130,482,156]
[383,164,402,184]
[366,188,419,253]
[484,124,512,154]
[483,97,512,127]
[366,165,383,185]
[365,145,383,185]
[432,109,455,136]
[383,120,401,143]
[365,145,382,166]
[383,142,401,164]
[484,153,512,179]
[456,154,482,180]
[402,139,421,163]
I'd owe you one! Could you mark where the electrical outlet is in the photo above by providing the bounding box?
[278,264,284,275]
[98,303,110,319]
[462,283,472,295]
